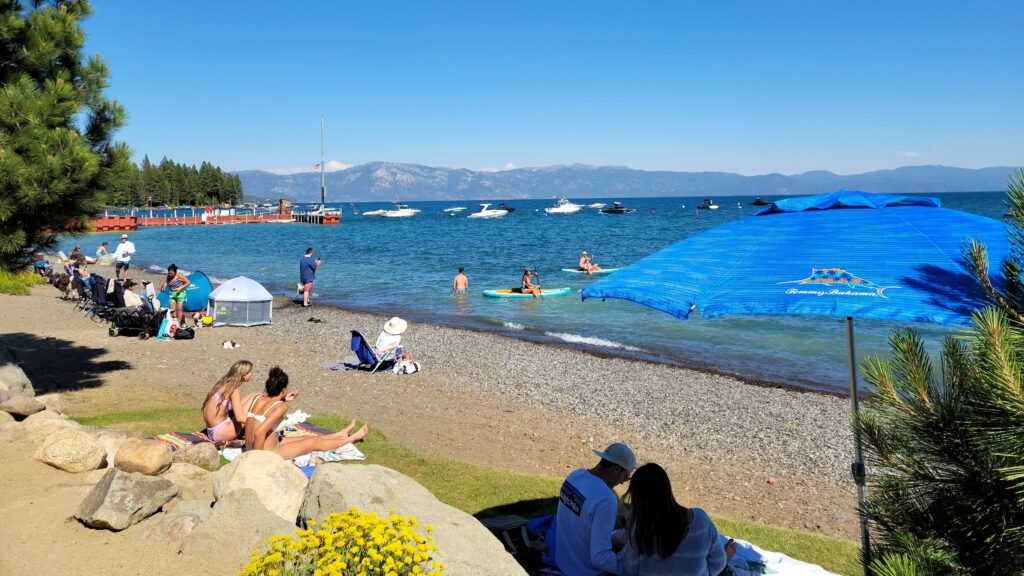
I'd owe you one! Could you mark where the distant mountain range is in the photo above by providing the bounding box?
[234,163,1018,203]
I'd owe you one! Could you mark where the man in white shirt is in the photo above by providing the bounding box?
[122,280,144,308]
[556,442,636,576]
[113,233,136,281]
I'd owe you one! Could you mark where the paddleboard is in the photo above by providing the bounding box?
[483,287,572,299]
[560,268,619,275]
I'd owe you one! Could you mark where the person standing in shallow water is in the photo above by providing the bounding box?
[453,267,468,294]
[299,247,320,307]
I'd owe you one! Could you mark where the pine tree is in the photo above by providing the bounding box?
[857,171,1024,575]
[0,0,131,270]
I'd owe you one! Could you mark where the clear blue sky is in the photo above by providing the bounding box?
[85,1,1023,175]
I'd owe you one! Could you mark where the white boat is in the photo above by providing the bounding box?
[696,198,719,210]
[587,203,607,209]
[467,203,509,219]
[382,203,421,218]
[305,204,340,216]
[443,206,468,213]
[362,209,387,217]
[544,198,582,214]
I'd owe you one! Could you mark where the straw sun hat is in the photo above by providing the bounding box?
[383,317,408,335]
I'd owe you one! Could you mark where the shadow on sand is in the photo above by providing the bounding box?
[0,332,131,394]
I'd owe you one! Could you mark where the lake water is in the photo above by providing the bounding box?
[68,192,1008,392]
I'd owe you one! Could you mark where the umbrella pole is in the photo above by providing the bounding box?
[846,317,871,575]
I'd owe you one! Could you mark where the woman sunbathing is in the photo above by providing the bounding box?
[244,366,368,460]
[202,360,258,443]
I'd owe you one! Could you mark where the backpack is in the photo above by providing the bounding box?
[174,326,195,340]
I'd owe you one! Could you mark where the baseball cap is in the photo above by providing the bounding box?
[121,234,128,239]
[593,443,636,471]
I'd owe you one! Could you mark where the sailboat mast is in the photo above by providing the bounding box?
[320,116,326,208]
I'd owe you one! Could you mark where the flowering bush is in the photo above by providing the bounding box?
[239,507,444,576]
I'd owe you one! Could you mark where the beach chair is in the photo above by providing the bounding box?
[349,330,399,373]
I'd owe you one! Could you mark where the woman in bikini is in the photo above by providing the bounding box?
[244,366,368,459]
[201,360,257,444]
[161,264,190,325]
[521,268,542,299]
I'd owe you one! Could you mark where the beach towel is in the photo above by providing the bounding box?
[720,535,839,575]
[150,430,244,451]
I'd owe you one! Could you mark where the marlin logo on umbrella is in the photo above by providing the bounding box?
[779,268,899,298]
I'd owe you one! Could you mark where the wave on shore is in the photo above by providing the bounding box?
[544,331,643,352]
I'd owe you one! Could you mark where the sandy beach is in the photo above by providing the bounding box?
[0,264,859,544]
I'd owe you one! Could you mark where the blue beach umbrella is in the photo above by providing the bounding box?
[581,190,1011,568]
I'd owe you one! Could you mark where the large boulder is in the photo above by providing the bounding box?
[172,442,220,471]
[0,410,13,424]
[75,468,179,531]
[114,438,172,475]
[139,499,214,547]
[34,392,66,414]
[0,395,44,417]
[24,412,79,444]
[180,489,295,557]
[85,428,134,468]
[34,427,107,473]
[212,451,308,523]
[0,421,25,443]
[299,464,527,576]
[162,463,213,500]
[0,362,34,397]
[0,388,10,404]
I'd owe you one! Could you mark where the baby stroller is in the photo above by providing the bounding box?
[105,282,161,339]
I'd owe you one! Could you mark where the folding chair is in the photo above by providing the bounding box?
[349,330,399,373]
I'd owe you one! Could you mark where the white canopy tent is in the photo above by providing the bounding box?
[208,276,273,327]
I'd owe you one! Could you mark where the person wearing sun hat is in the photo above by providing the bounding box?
[556,442,636,575]
[375,316,408,360]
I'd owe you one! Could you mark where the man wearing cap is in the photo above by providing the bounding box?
[122,280,144,308]
[113,234,136,281]
[556,442,636,575]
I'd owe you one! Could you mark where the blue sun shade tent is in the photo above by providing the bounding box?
[208,276,273,327]
[156,271,214,313]
[582,191,1010,326]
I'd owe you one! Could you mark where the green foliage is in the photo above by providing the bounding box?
[0,0,132,271]
[110,154,242,207]
[857,171,1024,575]
[0,268,45,294]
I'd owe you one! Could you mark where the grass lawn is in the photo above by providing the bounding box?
[0,270,47,295]
[72,407,860,575]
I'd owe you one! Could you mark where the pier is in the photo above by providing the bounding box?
[87,199,334,232]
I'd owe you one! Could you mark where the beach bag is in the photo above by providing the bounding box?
[393,360,421,375]
[174,326,195,340]
[157,311,178,340]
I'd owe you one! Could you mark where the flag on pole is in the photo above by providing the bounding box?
[313,163,321,170]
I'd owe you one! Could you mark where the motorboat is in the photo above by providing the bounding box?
[362,209,387,216]
[696,198,719,210]
[750,196,771,206]
[305,204,340,216]
[443,206,468,213]
[381,203,421,218]
[600,202,636,214]
[544,198,582,214]
[497,202,516,213]
[467,203,509,219]
[587,203,607,209]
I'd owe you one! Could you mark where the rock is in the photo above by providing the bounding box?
[0,389,10,404]
[212,451,308,523]
[24,414,79,444]
[34,427,107,473]
[0,422,26,443]
[180,489,295,558]
[0,362,34,397]
[0,410,13,424]
[114,438,172,475]
[162,463,213,500]
[75,468,179,531]
[299,464,527,576]
[138,500,213,547]
[34,393,66,414]
[85,428,134,468]
[0,395,44,417]
[172,442,220,471]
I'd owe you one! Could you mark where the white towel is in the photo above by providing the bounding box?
[721,535,839,576]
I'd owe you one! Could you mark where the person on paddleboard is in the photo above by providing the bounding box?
[521,268,542,298]
[578,251,602,274]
